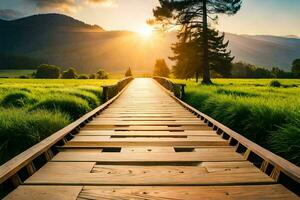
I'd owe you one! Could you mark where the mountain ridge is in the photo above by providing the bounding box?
[225,33,300,69]
[1,13,299,72]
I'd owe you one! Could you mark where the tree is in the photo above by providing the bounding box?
[89,74,96,79]
[207,30,234,78]
[170,38,199,79]
[171,28,234,79]
[78,74,89,79]
[35,64,60,79]
[97,69,109,79]
[292,59,300,74]
[125,67,132,77]
[61,68,78,79]
[271,67,287,78]
[151,0,242,83]
[230,62,294,78]
[153,59,170,77]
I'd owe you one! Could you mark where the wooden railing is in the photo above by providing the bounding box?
[154,78,300,195]
[0,78,133,197]
[102,77,134,102]
[153,76,186,99]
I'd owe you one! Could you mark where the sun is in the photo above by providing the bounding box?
[138,25,153,38]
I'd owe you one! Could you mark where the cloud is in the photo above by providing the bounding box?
[25,0,76,12]
[0,9,24,20]
[25,0,115,13]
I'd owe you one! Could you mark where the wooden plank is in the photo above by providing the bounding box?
[94,117,202,121]
[4,185,298,200]
[86,121,207,126]
[97,114,196,117]
[121,147,175,153]
[81,125,212,131]
[77,130,217,136]
[3,186,82,200]
[64,137,227,147]
[24,162,274,185]
[52,151,245,162]
[77,185,299,200]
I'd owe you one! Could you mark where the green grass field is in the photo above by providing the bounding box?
[0,79,117,164]
[174,79,300,166]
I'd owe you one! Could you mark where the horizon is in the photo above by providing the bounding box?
[0,0,300,37]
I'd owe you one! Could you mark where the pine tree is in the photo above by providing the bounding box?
[151,0,242,83]
[170,28,234,80]
[170,39,200,79]
[125,67,132,77]
[207,29,234,78]
[153,59,170,77]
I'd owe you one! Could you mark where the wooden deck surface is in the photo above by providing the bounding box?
[4,78,298,199]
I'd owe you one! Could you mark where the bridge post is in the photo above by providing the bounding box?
[102,77,133,102]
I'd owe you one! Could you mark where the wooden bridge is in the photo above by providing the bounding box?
[1,78,299,199]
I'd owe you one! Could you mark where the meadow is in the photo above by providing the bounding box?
[0,79,117,164]
[175,79,300,166]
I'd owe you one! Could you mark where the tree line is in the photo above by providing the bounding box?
[152,58,300,79]
[231,60,300,78]
[33,64,109,79]
[31,64,134,79]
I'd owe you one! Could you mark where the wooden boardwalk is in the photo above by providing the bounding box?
[4,78,299,199]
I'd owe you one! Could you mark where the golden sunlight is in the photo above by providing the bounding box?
[138,25,153,38]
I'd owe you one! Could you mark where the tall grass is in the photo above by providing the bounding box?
[180,79,300,166]
[1,91,36,108]
[30,95,91,120]
[0,109,70,164]
[270,113,300,166]
[0,79,118,164]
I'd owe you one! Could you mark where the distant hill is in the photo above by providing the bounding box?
[0,13,173,73]
[1,13,299,72]
[226,33,300,70]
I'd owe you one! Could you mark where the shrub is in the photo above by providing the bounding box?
[270,80,281,87]
[1,91,35,108]
[153,59,170,77]
[97,69,109,79]
[35,64,60,79]
[125,67,132,77]
[78,74,89,79]
[0,109,70,164]
[89,74,96,79]
[61,68,78,79]
[30,96,91,120]
[19,75,29,79]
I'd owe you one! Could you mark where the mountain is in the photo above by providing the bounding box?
[285,35,299,39]
[0,13,173,73]
[1,13,299,72]
[226,33,300,69]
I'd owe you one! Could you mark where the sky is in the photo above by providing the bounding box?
[0,0,300,37]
